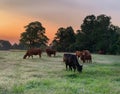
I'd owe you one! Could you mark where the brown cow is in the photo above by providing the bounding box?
[76,51,83,59]
[23,48,42,59]
[81,50,92,63]
[46,48,56,57]
[76,50,92,63]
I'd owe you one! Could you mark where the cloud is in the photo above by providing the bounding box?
[0,0,120,27]
[1,0,120,13]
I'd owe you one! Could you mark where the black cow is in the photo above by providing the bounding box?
[63,53,83,72]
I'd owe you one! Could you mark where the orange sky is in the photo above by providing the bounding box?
[0,11,59,44]
[0,0,120,44]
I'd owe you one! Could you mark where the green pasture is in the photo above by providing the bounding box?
[0,50,120,94]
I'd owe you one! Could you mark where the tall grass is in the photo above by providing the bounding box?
[0,51,119,94]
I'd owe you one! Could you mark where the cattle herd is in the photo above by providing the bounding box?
[23,48,92,73]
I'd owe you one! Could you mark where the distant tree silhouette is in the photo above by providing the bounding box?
[19,21,49,48]
[11,43,18,49]
[0,40,11,50]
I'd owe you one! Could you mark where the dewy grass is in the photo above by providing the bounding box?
[0,51,120,94]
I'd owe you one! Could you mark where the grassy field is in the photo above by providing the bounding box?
[0,50,120,94]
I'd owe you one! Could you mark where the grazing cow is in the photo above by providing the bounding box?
[23,48,42,59]
[63,53,83,72]
[46,48,56,57]
[76,50,92,63]
[80,50,92,63]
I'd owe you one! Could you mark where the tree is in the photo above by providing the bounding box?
[75,14,120,54]
[0,40,11,50]
[93,14,111,52]
[107,25,120,54]
[53,26,76,52]
[20,21,49,48]
[74,30,87,50]
[76,15,97,52]
[81,15,96,34]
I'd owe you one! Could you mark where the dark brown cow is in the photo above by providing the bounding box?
[23,48,42,59]
[63,53,83,72]
[46,49,56,57]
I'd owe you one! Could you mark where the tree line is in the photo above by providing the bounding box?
[1,14,120,54]
[0,40,26,50]
[53,14,120,54]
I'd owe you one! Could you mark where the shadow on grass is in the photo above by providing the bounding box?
[65,73,79,78]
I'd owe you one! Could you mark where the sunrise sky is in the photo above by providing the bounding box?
[0,0,120,44]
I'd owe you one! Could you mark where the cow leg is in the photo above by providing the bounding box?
[54,53,56,57]
[74,68,76,72]
[28,55,33,59]
[48,54,50,57]
[90,56,92,63]
[47,53,49,56]
[83,59,85,63]
[39,54,41,58]
[90,59,92,63]
[28,55,31,59]
[69,66,72,71]
[73,66,76,72]
[91,59,92,63]
[86,59,88,63]
[66,64,68,71]
[31,55,33,59]
[28,55,30,59]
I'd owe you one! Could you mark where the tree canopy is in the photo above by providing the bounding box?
[53,26,76,52]
[75,14,120,54]
[19,21,49,48]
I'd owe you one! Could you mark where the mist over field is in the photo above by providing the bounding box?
[0,50,119,94]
